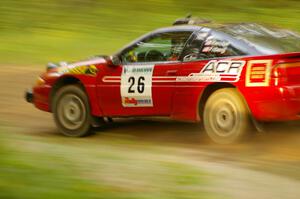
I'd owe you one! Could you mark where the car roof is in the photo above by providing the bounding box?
[117,18,300,56]
[152,25,203,34]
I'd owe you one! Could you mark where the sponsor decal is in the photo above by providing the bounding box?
[123,97,138,106]
[59,64,98,76]
[121,65,154,107]
[177,60,246,82]
[202,36,229,54]
[123,97,153,107]
[246,60,273,87]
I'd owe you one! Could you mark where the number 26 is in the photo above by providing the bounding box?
[128,76,145,93]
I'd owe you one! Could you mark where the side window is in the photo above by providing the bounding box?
[121,31,192,63]
[183,31,246,61]
[182,31,208,61]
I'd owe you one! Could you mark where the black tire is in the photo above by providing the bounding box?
[52,84,92,137]
[203,88,252,144]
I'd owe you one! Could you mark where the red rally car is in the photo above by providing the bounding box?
[25,19,300,144]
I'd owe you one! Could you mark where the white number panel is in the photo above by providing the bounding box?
[120,65,154,107]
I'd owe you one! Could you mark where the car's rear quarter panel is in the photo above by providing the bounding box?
[232,54,300,121]
[172,54,300,122]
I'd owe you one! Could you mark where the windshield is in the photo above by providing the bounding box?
[219,23,300,54]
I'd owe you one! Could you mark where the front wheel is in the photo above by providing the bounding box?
[203,88,252,144]
[52,85,92,137]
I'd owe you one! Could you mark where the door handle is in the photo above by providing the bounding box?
[166,70,177,76]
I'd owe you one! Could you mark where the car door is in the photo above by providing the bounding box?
[97,30,193,116]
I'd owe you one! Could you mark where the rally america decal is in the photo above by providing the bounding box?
[121,65,154,107]
[177,60,246,82]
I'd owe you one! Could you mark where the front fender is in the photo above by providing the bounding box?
[50,74,104,117]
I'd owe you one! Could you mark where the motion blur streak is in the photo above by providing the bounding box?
[1,0,300,198]
[1,0,300,65]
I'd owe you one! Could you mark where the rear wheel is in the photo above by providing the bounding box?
[203,88,252,144]
[52,85,92,137]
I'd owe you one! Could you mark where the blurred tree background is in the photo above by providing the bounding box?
[0,0,300,65]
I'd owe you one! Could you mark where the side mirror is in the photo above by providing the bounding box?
[106,55,121,67]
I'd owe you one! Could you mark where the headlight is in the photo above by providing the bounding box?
[35,76,45,86]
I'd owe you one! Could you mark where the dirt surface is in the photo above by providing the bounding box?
[1,66,300,198]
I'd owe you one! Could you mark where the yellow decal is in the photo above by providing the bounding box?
[246,60,273,87]
[60,65,98,76]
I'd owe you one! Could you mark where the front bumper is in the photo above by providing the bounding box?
[25,89,33,103]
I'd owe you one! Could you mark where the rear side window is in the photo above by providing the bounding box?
[182,31,247,61]
[220,23,300,54]
[181,30,208,61]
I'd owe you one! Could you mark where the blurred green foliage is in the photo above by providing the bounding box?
[0,0,300,65]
